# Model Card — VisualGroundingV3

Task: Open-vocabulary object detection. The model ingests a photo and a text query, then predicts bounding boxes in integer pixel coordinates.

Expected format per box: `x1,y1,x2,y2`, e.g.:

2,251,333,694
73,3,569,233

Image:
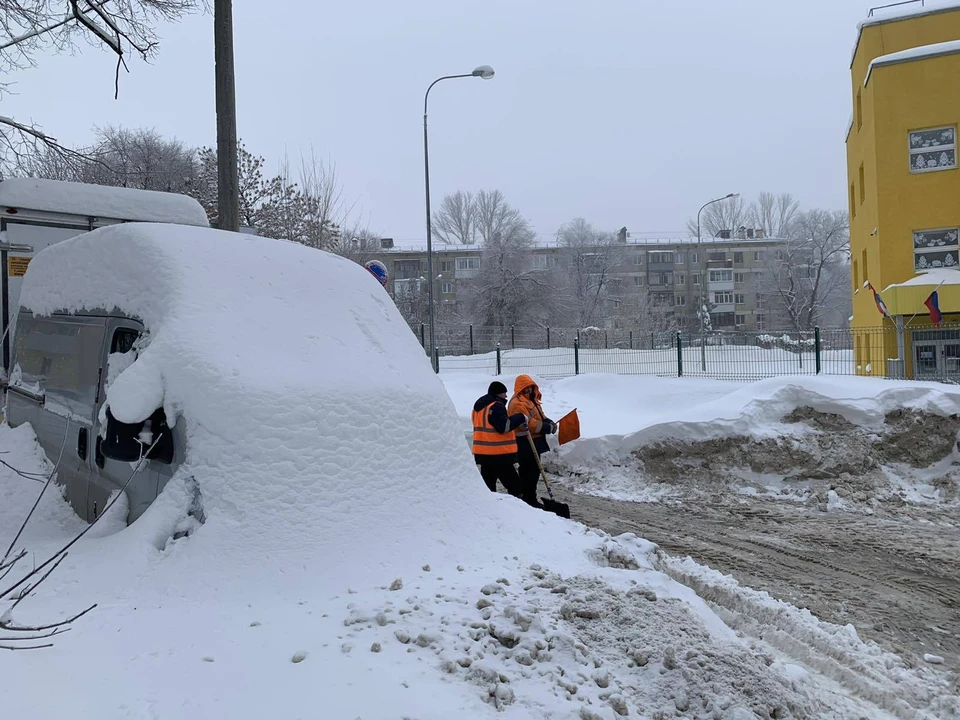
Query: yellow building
846,1,960,379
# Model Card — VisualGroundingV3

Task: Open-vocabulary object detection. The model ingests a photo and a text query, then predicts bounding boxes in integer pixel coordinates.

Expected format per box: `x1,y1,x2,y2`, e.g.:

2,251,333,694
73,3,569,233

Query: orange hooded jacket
508,374,550,449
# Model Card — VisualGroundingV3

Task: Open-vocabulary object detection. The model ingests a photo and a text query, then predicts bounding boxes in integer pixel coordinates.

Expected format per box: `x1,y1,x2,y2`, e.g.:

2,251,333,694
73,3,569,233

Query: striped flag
865,281,890,318
924,290,943,326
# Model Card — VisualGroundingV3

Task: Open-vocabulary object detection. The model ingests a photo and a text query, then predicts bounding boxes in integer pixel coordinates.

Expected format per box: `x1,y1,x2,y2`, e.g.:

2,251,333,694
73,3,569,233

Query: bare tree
554,218,626,328
21,125,197,192
329,225,384,266
758,209,851,330
0,0,202,173
686,194,749,238
748,192,798,238
432,190,477,245
458,190,548,328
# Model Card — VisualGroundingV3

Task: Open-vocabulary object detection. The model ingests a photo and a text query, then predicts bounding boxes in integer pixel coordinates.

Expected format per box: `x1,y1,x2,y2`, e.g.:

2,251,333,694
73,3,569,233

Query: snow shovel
525,433,571,519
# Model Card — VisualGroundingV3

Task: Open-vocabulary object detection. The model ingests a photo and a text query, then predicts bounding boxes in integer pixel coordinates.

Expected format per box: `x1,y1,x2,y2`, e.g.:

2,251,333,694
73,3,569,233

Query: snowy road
564,490,960,673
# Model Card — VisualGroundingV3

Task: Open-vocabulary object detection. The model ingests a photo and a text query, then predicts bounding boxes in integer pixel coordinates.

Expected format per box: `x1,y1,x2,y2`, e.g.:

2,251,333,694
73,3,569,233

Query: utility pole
214,0,239,232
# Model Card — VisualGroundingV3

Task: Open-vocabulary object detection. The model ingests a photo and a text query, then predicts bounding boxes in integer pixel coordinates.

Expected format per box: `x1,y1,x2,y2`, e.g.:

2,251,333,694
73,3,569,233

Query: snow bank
0,177,209,226
559,375,960,465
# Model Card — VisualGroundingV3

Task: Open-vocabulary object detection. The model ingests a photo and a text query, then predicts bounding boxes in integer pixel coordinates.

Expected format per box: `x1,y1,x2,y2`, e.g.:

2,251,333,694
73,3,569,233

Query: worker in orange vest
508,374,558,507
472,381,528,496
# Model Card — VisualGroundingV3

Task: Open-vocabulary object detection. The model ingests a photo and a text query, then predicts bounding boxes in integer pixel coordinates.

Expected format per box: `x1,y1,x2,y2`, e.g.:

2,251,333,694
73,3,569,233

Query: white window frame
441,282,454,294
676,272,686,286
690,252,699,265
753,251,761,262
734,272,745,284
708,269,733,283
456,257,479,271
633,275,644,287
713,291,733,305
633,254,643,265
675,294,687,307
734,293,745,305
674,252,685,265
756,313,766,330
908,125,957,175
913,226,960,272
692,273,701,286
735,314,746,328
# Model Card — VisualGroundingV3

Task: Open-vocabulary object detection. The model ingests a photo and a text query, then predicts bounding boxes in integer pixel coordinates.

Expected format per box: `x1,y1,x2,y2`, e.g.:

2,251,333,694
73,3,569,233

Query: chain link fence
410,323,960,383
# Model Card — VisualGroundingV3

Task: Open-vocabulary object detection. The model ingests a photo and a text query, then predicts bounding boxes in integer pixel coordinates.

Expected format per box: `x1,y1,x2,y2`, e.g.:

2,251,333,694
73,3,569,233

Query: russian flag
866,282,890,318
924,290,943,326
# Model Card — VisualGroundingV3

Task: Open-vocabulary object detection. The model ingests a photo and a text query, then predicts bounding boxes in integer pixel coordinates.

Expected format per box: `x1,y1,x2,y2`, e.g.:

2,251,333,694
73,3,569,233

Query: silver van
6,307,184,524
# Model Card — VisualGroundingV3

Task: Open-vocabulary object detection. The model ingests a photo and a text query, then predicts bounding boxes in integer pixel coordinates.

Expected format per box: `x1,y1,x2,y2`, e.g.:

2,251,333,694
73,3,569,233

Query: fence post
604,330,608,350
629,330,633,350
547,327,551,350
677,332,683,377
511,325,515,349
496,343,501,376
815,326,822,375
469,324,474,355
420,323,425,347
433,347,439,374
574,338,580,376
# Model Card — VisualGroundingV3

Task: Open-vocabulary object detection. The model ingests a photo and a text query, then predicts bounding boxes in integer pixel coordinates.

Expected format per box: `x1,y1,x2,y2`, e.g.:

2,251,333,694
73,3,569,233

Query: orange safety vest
472,401,518,456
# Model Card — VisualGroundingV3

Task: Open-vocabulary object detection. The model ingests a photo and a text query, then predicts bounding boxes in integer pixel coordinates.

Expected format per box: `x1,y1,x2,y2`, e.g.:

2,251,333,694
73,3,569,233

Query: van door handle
95,436,105,469
77,427,88,461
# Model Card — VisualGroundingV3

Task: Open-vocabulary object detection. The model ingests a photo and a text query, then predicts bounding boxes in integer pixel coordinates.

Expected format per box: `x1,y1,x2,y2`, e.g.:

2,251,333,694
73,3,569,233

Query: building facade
847,2,960,378
373,233,791,332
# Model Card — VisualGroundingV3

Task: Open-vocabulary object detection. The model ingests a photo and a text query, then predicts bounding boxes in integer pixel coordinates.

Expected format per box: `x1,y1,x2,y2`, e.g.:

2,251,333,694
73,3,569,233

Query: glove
545,419,557,434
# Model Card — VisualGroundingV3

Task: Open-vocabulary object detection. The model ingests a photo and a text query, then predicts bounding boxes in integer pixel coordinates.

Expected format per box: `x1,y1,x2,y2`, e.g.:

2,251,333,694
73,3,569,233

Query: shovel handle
524,432,556,500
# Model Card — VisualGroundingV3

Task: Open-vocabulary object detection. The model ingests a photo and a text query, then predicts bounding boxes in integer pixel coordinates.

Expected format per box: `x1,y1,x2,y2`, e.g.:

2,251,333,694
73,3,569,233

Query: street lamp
423,65,495,372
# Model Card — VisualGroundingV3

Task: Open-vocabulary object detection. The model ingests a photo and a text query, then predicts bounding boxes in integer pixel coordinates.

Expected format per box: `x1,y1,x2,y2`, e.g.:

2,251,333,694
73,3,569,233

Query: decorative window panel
909,126,957,174
914,227,959,271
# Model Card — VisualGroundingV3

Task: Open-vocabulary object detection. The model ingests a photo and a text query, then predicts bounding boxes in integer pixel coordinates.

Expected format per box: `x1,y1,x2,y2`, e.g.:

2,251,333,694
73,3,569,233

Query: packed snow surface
0,177,209,226
2,226,956,718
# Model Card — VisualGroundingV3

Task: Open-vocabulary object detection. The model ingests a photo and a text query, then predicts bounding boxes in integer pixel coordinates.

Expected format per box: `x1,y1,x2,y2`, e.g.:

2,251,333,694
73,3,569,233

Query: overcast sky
6,0,877,242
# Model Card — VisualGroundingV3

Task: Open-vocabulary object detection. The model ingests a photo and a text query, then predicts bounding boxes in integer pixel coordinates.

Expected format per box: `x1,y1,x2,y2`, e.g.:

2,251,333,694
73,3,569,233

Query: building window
648,251,673,264
634,254,643,265
708,269,733,283
692,273,701,286
690,252,699,265
850,184,856,220
733,251,744,264
675,252,685,265
909,126,957,174
756,313,765,331
861,248,868,284
676,272,686,286
713,291,733,305
735,314,746,328
856,89,862,131
393,260,421,279
441,282,453,294
754,251,761,262
675,295,686,307
859,163,865,204
798,265,814,279
734,272,745,284
533,254,560,269
914,227,959,271
708,251,726,262
633,275,644,287
440,260,454,273
714,312,735,327
775,249,784,261
456,257,479,271
734,293,745,305
652,271,673,285
755,292,764,309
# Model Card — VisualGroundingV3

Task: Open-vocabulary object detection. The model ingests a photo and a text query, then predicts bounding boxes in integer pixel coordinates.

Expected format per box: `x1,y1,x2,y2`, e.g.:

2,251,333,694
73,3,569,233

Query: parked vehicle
7,307,184,523
0,177,208,373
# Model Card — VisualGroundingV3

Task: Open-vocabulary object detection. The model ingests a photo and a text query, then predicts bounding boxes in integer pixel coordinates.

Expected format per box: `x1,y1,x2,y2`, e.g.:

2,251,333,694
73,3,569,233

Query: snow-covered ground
1,224,957,719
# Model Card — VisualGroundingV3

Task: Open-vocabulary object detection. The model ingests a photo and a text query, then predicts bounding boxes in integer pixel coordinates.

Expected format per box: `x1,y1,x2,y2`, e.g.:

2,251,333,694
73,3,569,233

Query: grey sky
7,0,871,242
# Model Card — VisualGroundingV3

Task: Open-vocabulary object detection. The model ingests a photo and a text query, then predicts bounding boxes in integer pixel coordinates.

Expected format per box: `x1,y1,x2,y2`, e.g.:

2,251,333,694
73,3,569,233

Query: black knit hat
488,381,508,396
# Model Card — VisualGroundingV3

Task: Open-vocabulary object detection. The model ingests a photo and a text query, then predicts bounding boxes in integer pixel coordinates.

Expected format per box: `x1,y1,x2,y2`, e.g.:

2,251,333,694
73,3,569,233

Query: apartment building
374,231,789,331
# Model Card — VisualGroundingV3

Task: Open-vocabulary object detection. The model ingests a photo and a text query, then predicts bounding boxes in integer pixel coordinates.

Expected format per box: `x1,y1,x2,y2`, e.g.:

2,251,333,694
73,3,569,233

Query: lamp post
696,192,738,371
423,65,495,372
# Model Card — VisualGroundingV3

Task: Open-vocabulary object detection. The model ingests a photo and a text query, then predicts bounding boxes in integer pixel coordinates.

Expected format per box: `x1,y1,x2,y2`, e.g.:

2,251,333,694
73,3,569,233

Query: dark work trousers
477,456,522,497
516,442,544,508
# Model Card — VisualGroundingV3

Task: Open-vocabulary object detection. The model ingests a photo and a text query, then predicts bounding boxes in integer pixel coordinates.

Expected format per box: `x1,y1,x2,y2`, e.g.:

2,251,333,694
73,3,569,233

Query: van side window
111,328,140,354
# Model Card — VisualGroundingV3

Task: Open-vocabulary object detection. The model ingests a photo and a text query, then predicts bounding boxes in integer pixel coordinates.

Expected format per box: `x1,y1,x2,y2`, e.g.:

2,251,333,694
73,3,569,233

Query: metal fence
411,323,960,383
